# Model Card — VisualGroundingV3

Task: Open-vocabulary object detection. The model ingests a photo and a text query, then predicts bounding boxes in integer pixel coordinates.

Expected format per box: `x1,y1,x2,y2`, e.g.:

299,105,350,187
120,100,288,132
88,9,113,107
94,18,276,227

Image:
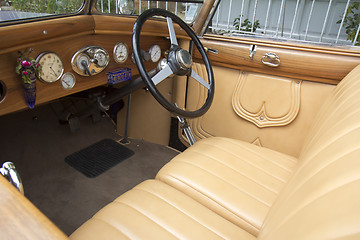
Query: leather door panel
180,63,335,157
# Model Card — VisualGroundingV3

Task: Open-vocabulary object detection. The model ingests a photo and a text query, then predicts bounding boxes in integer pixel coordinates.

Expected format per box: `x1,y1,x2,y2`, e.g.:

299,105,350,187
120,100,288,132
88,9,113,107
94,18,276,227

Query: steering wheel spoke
167,17,179,46
151,63,173,85
190,69,211,90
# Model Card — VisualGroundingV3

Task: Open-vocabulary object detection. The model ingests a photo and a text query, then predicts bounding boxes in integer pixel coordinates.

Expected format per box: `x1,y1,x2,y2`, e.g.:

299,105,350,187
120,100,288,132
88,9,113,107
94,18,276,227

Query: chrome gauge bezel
36,52,64,83
61,72,76,90
71,46,109,76
113,41,129,64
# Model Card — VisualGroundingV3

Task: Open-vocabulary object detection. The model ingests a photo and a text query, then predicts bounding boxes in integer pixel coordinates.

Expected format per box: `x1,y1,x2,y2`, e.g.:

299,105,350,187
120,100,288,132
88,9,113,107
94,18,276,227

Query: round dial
113,42,129,64
149,44,161,63
61,72,76,90
37,52,64,83
94,49,109,67
76,54,90,71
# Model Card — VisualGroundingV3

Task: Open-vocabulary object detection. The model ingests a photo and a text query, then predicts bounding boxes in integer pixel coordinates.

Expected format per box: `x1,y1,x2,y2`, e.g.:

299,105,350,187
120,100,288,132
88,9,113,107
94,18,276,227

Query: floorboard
0,101,178,235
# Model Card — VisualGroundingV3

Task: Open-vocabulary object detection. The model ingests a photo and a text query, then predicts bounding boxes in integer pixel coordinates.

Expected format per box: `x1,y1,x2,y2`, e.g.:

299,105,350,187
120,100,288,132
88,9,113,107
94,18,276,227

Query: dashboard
0,15,175,116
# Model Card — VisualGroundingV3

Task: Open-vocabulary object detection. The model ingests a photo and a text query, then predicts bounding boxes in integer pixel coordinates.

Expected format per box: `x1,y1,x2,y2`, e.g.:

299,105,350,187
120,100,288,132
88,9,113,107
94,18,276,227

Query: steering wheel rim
132,8,214,118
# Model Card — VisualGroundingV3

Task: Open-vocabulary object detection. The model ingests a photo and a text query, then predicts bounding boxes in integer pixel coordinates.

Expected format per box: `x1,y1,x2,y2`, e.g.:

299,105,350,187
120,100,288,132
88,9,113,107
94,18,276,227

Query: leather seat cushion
70,180,255,240
156,137,298,236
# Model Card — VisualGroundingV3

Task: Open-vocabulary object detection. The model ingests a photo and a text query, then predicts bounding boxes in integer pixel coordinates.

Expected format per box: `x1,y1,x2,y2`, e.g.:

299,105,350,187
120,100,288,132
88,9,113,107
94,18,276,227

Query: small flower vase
22,72,36,109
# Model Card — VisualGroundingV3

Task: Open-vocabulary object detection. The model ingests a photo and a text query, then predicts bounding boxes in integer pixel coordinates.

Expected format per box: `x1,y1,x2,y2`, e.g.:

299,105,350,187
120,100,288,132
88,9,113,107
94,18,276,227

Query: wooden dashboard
0,15,188,116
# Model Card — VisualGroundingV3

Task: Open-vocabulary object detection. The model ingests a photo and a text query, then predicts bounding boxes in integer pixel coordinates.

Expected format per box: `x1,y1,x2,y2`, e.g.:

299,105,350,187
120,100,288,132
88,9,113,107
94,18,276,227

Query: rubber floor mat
65,139,134,178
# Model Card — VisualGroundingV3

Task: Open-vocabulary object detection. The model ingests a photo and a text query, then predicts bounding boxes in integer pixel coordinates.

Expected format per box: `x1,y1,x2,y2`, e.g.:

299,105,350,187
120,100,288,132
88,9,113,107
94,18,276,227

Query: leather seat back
258,66,360,239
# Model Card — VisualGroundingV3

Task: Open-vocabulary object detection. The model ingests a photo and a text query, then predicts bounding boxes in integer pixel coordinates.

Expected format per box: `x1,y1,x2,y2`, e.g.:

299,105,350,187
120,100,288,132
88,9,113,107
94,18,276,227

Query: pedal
68,116,80,133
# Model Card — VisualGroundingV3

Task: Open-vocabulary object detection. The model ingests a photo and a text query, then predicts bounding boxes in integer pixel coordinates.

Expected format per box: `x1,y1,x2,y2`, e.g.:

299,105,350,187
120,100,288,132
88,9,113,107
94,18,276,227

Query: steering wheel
132,8,214,118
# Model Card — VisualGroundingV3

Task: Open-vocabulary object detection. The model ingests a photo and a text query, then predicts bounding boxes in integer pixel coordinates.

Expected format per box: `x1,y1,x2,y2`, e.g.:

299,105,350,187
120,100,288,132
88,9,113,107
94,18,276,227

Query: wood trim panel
0,177,68,239
195,38,360,84
0,16,94,55
205,34,360,57
0,33,169,116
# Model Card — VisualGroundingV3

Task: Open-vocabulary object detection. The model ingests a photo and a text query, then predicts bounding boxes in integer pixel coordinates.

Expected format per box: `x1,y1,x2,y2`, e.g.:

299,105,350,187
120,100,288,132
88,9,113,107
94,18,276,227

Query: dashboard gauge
61,72,76,90
72,46,109,76
76,54,90,71
94,49,109,67
36,52,64,83
113,42,129,64
149,44,161,63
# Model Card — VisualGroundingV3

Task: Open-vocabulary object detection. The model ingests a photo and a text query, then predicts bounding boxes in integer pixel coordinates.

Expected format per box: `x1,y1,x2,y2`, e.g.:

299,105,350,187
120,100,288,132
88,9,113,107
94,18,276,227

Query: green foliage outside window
337,1,360,45
8,0,83,14
233,15,260,33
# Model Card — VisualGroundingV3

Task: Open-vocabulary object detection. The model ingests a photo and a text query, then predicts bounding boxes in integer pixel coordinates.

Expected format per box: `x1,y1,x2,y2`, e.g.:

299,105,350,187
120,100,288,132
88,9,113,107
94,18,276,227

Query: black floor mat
65,139,134,178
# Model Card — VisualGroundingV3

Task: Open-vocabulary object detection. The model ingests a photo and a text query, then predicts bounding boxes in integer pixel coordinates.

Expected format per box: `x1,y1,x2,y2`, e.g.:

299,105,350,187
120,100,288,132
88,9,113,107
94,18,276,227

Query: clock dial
37,52,64,83
113,42,129,64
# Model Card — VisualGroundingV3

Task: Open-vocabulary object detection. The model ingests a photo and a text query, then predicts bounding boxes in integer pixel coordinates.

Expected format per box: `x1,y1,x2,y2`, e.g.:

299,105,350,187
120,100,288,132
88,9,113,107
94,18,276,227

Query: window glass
206,0,360,47
97,0,203,24
0,0,84,23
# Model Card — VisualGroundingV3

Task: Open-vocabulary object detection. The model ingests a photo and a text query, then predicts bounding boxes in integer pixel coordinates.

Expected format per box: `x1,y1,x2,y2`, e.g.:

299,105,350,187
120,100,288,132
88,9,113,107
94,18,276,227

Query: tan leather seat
70,180,255,240
71,65,360,239
157,65,360,239
156,137,297,236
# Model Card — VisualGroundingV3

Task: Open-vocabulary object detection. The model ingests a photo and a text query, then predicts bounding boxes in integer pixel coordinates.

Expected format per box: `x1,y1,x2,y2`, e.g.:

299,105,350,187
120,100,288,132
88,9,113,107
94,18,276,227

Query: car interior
0,0,360,239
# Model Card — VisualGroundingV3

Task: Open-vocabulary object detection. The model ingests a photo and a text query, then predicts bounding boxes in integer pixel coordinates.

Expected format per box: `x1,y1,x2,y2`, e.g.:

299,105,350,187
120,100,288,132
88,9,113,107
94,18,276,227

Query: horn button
176,49,192,69
167,47,193,76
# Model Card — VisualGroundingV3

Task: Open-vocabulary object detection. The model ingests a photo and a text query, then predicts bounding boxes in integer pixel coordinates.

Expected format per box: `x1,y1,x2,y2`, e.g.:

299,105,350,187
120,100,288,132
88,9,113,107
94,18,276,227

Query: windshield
0,0,84,23
97,0,203,24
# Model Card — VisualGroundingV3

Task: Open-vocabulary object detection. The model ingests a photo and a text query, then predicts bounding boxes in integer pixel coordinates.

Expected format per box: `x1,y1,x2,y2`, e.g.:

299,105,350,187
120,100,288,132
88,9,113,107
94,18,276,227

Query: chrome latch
249,45,257,59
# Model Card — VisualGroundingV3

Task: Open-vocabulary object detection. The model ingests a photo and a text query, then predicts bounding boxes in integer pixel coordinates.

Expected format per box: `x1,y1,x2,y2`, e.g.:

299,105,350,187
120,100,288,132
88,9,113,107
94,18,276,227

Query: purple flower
21,61,30,67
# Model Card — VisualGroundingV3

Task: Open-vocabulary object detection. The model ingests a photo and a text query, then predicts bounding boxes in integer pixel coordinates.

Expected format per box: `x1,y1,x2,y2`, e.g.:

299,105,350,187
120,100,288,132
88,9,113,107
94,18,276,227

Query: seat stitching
266,177,360,237
302,102,360,155
90,217,131,240
200,139,296,171
301,112,360,161
219,137,298,165
112,200,180,239
132,188,226,239
182,147,288,183
189,149,281,195
194,141,293,177
302,88,360,153
272,145,360,210
297,124,360,177
159,174,260,234
174,159,272,207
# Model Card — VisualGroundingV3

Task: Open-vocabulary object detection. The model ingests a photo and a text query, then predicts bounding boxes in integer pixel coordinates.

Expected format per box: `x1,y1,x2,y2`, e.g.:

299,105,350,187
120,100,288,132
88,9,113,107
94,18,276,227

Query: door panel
176,36,359,157
181,63,335,157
